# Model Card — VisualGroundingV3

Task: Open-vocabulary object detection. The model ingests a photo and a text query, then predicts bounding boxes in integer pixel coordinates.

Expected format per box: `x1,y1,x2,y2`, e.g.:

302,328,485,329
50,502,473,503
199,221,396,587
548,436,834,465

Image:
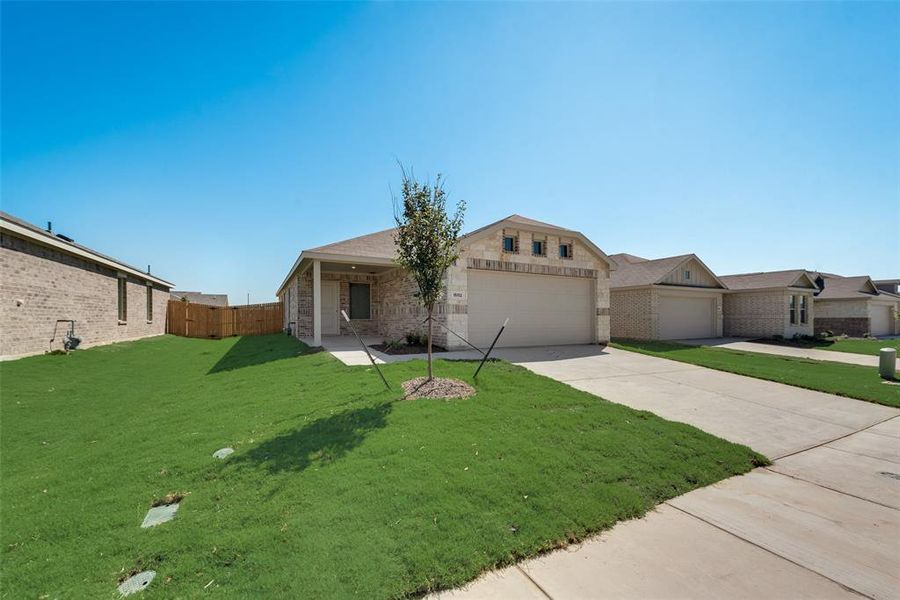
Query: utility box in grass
879,348,897,380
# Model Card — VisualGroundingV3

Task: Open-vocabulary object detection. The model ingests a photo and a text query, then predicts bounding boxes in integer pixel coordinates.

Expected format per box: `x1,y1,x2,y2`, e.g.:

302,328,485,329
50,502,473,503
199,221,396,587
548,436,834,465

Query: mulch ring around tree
402,377,476,400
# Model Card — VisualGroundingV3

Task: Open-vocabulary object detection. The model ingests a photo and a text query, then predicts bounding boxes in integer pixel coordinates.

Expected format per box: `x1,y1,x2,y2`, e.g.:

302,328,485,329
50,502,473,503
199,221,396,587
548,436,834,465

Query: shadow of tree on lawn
230,402,393,473
207,334,322,375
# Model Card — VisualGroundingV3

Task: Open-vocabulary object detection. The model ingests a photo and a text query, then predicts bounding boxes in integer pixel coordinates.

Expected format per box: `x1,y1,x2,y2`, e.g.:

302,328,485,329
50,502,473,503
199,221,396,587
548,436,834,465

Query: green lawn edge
611,339,900,408
0,334,766,598
751,337,900,357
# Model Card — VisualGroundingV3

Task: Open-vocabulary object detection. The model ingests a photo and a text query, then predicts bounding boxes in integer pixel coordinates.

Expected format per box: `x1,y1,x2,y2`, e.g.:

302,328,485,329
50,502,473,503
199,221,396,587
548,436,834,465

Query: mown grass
818,337,899,357
753,336,900,357
1,334,763,598
612,339,900,408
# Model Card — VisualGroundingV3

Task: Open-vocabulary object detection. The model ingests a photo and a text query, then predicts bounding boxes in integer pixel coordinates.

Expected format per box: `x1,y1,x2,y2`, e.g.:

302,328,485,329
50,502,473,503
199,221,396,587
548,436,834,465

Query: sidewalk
677,337,897,368
428,346,900,600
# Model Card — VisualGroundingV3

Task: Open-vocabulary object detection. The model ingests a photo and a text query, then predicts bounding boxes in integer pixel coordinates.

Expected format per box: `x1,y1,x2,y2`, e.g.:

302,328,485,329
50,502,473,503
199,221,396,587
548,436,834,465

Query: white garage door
870,305,893,336
467,271,593,348
658,294,716,340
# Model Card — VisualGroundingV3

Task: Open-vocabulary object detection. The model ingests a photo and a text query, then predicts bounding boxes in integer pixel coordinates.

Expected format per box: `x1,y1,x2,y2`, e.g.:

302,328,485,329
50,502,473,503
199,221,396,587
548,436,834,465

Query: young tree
393,169,466,380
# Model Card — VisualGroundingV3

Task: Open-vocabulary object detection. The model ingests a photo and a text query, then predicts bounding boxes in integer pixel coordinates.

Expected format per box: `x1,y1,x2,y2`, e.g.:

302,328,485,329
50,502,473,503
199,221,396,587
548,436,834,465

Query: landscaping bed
0,334,763,598
612,339,900,407
370,342,447,355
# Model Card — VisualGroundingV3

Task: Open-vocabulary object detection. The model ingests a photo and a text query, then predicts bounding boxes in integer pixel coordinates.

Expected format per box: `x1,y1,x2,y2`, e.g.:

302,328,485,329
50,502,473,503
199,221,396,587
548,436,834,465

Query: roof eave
0,218,174,288
275,250,396,296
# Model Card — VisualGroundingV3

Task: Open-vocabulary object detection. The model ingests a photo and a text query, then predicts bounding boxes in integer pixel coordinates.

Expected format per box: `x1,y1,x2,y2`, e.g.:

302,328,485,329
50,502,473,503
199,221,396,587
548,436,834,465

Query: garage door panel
468,271,593,348
658,294,716,340
870,306,892,337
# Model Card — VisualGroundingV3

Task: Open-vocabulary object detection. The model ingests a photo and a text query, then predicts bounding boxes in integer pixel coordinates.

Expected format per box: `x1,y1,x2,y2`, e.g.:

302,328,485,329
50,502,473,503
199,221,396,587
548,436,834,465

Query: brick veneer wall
455,227,611,347
723,290,814,338
813,299,872,337
292,270,381,338
0,232,169,359
610,288,655,339
288,224,612,350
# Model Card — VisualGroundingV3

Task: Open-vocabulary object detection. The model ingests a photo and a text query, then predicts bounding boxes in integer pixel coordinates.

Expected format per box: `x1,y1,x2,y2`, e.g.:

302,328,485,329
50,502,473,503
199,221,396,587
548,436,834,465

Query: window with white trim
789,295,797,325
684,270,692,281
799,295,808,324
532,238,546,257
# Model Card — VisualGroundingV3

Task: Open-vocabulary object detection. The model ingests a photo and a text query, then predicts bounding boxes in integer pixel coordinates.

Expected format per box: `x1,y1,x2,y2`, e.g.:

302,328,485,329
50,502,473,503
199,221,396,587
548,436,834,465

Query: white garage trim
467,270,594,348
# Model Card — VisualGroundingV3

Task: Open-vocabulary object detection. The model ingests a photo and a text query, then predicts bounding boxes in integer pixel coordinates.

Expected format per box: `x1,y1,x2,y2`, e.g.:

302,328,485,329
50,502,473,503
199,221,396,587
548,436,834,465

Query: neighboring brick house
718,270,817,339
0,212,174,360
170,291,229,306
609,253,725,340
276,215,614,349
812,274,899,337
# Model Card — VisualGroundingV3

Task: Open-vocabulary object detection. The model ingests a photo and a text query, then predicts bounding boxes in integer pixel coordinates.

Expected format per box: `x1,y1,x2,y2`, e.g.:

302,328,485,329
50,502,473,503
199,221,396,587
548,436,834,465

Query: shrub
405,331,425,346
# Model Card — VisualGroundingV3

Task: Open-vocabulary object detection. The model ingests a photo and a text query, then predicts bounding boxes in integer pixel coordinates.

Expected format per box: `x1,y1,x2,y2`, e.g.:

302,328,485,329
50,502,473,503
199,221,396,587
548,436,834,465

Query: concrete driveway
432,345,900,600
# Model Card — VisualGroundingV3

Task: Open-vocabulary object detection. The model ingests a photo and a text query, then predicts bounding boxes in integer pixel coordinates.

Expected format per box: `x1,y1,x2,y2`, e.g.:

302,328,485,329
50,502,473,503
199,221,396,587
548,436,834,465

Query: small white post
312,259,322,347
879,348,896,380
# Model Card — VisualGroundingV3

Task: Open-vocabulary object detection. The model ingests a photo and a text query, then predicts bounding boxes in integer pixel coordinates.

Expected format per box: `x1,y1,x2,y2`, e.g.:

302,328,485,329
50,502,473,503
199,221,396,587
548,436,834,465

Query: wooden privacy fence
166,301,283,339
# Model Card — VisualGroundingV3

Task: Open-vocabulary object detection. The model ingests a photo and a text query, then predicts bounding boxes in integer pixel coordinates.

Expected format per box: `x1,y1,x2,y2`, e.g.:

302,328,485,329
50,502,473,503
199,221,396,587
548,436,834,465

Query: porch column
313,259,322,346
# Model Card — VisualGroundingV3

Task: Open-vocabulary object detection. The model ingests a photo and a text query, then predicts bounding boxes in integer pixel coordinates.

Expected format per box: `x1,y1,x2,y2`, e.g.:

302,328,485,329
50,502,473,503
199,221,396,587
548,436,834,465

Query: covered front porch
285,254,438,348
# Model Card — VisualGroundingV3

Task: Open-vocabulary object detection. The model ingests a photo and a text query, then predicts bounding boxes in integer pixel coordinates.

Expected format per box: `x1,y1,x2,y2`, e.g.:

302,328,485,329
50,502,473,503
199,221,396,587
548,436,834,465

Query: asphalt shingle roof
609,253,694,288
718,269,813,291
815,275,880,300
306,228,399,259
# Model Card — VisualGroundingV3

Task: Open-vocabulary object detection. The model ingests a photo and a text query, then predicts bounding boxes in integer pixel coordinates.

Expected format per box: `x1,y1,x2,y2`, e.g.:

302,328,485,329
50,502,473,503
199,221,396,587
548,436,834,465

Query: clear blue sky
2,2,898,302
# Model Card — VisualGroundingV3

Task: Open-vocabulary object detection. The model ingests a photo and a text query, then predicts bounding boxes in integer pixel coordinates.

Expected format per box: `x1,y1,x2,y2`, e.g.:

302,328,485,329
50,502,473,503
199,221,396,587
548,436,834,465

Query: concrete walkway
677,337,898,369
427,345,900,600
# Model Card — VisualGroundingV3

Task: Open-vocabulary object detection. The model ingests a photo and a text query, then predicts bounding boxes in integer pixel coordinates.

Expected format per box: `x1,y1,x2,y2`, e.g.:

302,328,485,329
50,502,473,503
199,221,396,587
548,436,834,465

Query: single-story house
276,214,614,349
718,270,818,339
609,253,725,340
0,212,174,360
170,291,229,307
813,274,899,337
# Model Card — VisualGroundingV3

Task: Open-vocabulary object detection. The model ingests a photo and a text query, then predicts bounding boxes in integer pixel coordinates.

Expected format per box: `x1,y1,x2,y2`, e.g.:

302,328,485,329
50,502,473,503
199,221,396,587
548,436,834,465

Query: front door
321,280,340,335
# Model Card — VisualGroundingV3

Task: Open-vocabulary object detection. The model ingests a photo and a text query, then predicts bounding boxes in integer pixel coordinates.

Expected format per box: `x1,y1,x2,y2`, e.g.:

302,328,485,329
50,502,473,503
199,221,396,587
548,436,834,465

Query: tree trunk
427,305,434,381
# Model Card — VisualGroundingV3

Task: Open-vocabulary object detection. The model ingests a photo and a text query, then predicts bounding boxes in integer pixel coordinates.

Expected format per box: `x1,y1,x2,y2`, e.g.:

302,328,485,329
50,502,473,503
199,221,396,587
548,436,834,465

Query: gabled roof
815,275,882,300
612,253,649,265
306,227,398,260
719,269,816,291
609,253,725,289
0,211,174,288
460,214,614,266
276,214,613,295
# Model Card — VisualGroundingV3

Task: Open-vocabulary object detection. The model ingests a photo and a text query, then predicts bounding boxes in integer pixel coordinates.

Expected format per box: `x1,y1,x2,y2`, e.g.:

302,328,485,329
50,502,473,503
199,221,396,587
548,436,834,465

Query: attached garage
658,294,717,340
870,304,893,337
609,253,725,340
467,270,594,347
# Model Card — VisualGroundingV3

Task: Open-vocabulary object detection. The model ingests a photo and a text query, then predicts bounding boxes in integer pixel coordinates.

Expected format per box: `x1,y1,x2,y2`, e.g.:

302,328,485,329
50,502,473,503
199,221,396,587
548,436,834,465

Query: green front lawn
0,335,763,598
612,340,900,408
820,338,900,356
752,337,900,357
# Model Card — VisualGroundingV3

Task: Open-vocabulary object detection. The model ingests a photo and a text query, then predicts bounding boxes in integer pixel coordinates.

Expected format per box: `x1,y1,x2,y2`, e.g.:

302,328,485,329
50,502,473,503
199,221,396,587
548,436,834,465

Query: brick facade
814,298,899,336
610,288,655,339
723,290,815,338
1,231,170,359
610,287,723,340
280,222,612,350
